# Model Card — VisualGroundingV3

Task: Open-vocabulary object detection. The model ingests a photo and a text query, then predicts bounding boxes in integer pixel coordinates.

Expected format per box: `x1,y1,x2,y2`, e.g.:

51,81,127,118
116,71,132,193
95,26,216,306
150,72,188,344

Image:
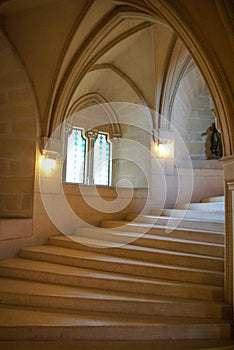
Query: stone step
150,209,225,221
72,226,224,258
48,236,224,272
1,339,234,350
175,202,224,211
201,196,224,203
20,245,224,286
0,200,231,345
0,306,231,341
126,214,224,232
0,258,224,301
0,277,229,319
101,220,224,244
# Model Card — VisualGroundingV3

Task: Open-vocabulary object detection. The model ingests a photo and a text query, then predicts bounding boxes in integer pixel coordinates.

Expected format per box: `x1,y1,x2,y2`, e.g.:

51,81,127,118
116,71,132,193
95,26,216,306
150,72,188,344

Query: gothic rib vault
0,0,233,348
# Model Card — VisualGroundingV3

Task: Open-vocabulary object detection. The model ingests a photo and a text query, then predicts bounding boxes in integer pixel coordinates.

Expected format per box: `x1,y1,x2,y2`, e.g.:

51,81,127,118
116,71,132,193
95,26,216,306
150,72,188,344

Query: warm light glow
40,155,56,173
152,140,174,158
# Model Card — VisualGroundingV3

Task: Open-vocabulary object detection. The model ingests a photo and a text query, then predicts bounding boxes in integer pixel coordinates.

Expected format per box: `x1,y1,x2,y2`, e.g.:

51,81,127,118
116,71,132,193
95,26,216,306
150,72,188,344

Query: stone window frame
64,126,112,186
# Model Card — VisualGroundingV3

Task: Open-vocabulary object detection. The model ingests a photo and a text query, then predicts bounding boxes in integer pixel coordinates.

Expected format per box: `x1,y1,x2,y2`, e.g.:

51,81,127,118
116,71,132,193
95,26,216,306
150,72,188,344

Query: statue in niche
201,121,223,159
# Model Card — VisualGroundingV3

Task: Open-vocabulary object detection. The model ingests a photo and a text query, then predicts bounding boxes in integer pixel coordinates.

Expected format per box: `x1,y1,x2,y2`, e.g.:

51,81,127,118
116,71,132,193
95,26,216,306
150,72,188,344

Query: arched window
65,128,86,184
65,128,112,186
94,132,111,186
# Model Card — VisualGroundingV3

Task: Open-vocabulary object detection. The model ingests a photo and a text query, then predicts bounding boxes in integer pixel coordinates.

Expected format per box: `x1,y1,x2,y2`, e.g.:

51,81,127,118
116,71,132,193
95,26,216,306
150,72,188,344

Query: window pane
65,128,86,183
93,133,111,186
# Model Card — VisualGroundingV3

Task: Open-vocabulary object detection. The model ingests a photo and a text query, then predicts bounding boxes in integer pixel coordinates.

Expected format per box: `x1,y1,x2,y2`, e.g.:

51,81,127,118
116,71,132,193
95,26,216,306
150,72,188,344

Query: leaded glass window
64,128,112,186
93,132,111,186
65,128,86,183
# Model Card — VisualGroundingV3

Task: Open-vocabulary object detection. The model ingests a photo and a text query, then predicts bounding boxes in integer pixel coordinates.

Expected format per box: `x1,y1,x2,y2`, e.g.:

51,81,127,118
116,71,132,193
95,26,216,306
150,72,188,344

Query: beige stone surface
0,211,231,343
0,0,233,340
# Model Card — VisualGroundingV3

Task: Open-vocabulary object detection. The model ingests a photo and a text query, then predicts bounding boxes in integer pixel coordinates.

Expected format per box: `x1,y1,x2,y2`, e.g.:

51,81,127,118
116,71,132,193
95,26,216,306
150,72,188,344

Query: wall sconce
40,150,57,172
152,130,174,158
39,137,59,172
153,140,174,158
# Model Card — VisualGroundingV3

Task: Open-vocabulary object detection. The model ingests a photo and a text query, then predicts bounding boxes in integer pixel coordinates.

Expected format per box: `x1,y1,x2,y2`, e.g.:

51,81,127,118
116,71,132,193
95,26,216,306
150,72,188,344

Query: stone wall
172,65,215,161
0,31,37,218
112,124,151,189
148,158,224,210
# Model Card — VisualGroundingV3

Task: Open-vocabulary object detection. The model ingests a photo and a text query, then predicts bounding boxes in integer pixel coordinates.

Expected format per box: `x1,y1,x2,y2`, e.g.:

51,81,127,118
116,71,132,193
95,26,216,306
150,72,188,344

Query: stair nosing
21,244,224,276
49,235,224,261
0,257,224,292
0,276,226,306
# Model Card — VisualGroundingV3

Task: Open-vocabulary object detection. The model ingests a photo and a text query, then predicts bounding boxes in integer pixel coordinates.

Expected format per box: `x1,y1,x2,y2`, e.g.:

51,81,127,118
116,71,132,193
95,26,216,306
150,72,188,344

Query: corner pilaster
220,156,234,332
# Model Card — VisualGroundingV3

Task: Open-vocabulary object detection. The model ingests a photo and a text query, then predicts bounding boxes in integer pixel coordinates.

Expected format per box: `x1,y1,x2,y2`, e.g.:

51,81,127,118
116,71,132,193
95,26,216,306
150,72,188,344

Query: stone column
220,156,234,333
85,129,99,185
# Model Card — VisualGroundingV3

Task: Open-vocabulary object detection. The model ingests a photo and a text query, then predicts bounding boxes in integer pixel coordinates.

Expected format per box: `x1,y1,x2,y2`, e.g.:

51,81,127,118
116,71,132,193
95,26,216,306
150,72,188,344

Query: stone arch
66,92,122,137
47,1,233,156
90,64,149,108
146,0,233,156
63,63,153,131
0,29,39,218
46,7,159,134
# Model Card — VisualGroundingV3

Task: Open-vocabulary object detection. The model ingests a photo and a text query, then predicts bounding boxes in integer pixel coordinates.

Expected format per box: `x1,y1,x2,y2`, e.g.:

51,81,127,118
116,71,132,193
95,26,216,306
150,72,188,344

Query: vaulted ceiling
0,0,233,154
0,0,195,132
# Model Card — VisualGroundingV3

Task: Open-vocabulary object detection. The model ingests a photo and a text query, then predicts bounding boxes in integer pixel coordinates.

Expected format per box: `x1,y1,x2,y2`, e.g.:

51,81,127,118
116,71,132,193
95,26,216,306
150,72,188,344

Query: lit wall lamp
39,137,60,172
152,130,174,158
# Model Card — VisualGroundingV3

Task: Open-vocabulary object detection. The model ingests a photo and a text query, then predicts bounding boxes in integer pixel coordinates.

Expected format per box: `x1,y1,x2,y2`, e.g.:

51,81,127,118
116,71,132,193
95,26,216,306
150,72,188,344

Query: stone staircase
129,196,225,227
0,196,233,349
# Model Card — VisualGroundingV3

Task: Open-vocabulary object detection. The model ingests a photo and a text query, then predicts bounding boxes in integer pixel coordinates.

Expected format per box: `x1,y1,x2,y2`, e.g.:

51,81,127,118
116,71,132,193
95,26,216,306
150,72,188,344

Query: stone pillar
85,129,99,185
220,156,234,333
